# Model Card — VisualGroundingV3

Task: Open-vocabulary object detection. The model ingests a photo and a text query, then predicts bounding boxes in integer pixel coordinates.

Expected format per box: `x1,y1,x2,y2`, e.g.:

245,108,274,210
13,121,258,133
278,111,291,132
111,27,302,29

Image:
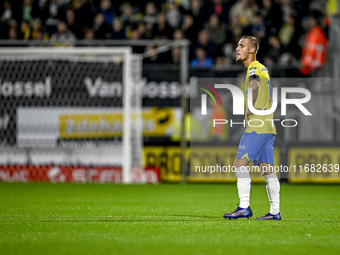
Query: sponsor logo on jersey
249,70,256,76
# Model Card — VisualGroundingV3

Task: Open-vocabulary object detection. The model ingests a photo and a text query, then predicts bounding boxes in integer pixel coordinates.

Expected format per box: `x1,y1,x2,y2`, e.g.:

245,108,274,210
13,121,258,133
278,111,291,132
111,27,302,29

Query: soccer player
223,36,281,220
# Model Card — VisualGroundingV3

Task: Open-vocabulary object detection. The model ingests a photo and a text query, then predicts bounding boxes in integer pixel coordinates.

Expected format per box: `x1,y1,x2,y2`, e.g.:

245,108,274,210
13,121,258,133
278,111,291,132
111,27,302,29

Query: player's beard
236,54,242,62
236,53,248,63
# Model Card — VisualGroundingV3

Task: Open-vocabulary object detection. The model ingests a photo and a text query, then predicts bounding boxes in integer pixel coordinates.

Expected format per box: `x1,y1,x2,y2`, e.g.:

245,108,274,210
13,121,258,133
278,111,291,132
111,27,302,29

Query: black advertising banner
0,59,196,146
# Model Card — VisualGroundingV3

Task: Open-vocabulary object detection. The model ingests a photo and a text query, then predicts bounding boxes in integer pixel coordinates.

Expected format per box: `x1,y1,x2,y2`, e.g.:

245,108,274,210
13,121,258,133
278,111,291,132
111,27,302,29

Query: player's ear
250,47,255,54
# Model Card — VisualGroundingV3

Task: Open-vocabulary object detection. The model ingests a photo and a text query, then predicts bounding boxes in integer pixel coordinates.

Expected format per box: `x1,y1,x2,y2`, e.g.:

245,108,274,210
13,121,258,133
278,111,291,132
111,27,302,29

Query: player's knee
234,158,249,168
234,160,241,168
261,163,275,175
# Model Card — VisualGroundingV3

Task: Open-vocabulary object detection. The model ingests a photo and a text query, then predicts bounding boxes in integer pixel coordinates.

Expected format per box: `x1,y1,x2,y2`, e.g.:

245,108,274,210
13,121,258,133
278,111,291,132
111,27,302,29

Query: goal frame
0,47,138,183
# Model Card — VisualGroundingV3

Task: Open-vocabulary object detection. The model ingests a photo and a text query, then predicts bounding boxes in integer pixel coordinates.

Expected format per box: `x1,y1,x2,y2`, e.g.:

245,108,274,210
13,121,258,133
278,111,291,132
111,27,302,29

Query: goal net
0,47,143,183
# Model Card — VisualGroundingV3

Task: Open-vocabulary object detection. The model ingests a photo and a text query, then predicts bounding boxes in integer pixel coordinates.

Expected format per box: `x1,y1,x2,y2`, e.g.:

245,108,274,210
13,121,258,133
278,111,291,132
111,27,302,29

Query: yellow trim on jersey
241,153,250,161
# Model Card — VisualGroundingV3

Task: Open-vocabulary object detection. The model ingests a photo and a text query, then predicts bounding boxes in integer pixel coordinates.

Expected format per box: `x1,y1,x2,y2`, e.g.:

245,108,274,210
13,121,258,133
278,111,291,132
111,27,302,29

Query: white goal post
0,47,142,183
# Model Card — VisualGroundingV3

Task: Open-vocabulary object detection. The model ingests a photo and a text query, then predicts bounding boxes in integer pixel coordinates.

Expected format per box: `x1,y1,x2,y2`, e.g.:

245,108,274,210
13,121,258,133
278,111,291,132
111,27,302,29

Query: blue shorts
237,131,275,166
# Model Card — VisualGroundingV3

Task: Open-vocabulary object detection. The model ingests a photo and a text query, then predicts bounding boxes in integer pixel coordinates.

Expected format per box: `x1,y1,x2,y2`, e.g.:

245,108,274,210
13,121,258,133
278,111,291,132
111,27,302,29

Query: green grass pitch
0,183,339,255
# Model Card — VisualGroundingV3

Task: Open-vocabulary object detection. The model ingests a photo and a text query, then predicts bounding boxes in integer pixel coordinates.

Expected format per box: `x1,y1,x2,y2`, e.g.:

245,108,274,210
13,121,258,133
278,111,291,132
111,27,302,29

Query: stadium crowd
0,0,331,72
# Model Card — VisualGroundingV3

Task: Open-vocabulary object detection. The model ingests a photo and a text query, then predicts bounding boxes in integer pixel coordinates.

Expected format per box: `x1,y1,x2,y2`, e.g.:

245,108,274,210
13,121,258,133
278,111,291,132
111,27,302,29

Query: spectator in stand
279,15,300,58
229,0,257,26
30,26,49,46
152,12,174,39
21,0,40,25
137,22,151,39
130,27,140,40
243,11,268,62
190,47,214,68
279,14,295,46
7,19,17,30
300,14,328,75
280,0,295,24
72,0,93,30
19,19,31,40
0,0,328,73
170,30,184,65
181,15,199,42
50,20,76,46
0,1,13,39
226,15,243,46
120,3,138,32
33,29,44,40
84,28,95,40
189,0,206,29
8,26,18,40
173,29,184,41
130,27,144,54
65,9,83,39
192,30,218,60
215,55,230,69
263,35,284,66
142,2,158,31
110,18,126,39
97,0,115,26
260,0,283,34
167,0,189,12
28,18,47,40
221,43,234,64
41,0,66,36
252,12,267,40
93,13,112,39
1,1,12,23
166,1,181,29
204,14,226,47
243,12,266,40
209,0,231,25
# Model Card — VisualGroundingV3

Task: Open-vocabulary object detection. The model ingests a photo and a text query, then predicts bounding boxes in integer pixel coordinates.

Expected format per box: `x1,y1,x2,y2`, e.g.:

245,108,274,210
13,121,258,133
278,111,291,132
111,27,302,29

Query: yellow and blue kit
237,61,276,166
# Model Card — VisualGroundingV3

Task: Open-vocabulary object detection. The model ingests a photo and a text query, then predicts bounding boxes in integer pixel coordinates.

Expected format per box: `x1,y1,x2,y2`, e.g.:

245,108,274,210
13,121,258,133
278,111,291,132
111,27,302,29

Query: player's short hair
241,35,259,54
